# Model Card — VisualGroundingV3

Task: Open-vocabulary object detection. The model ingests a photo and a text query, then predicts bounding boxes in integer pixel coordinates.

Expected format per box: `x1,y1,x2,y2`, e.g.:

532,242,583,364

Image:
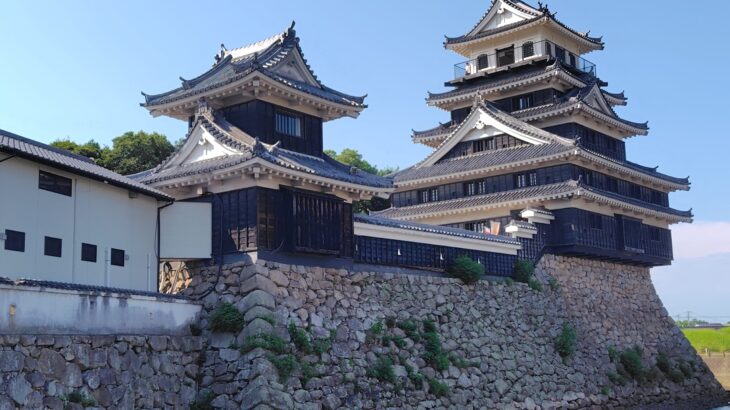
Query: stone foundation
182,255,726,409
0,334,203,409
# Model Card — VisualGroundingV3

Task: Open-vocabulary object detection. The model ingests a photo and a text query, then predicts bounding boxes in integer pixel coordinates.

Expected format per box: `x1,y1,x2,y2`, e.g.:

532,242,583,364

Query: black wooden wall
391,164,669,208
220,100,324,156
544,123,626,161
353,236,516,276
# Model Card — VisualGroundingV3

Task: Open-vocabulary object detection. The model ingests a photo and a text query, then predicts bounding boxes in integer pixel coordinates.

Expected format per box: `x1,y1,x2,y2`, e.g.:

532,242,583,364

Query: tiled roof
506,220,538,230
413,121,457,139
445,14,603,48
394,143,571,183
578,145,689,186
428,60,596,103
0,276,189,301
131,114,392,189
142,24,365,109
375,181,578,219
354,214,520,245
511,83,649,132
374,180,691,221
0,128,172,200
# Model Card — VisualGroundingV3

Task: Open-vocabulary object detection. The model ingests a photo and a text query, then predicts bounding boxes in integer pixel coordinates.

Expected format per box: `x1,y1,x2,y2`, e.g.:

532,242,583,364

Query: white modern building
0,128,210,292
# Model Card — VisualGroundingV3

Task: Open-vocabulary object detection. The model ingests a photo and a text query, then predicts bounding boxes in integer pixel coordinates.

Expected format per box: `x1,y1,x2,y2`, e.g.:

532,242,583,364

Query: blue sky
1,1,728,320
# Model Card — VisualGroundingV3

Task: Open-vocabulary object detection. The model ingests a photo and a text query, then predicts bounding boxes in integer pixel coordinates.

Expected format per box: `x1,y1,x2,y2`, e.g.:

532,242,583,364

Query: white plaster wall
0,156,160,291
0,284,200,335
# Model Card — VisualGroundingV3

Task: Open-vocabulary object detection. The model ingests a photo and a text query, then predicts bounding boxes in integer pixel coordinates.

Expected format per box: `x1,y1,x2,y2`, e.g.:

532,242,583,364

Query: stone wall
183,255,726,409
0,334,203,409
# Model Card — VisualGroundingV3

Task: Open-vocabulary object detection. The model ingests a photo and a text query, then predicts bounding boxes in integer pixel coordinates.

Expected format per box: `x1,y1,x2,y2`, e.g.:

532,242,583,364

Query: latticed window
529,172,537,186
516,174,528,188
477,54,490,70
522,41,534,58
429,188,439,202
275,111,302,137
420,190,429,203
497,46,515,67
465,182,476,196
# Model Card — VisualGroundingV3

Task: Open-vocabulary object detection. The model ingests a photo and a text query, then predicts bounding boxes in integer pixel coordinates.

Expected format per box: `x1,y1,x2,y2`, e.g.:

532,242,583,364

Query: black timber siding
221,100,324,156
201,186,353,259
438,134,527,162
544,123,626,161
390,164,668,208
353,236,516,276
545,208,673,265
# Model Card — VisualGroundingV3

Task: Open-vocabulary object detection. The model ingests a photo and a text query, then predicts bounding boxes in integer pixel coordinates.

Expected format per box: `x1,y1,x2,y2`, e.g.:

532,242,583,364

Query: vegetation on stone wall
208,302,245,333
554,323,577,359
513,259,535,283
446,255,484,284
606,346,695,387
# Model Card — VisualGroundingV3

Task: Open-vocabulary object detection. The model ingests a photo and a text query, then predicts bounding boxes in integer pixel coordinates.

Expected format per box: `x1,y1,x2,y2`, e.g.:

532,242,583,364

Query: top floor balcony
453,40,596,81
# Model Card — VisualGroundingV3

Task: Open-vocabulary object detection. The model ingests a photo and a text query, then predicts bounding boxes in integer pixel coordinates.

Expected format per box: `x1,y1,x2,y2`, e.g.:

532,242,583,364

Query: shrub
548,277,560,291
668,369,685,383
385,316,397,328
528,277,543,292
269,354,297,383
600,386,610,395
607,372,626,386
288,322,312,353
369,356,395,383
422,331,449,371
656,352,671,374
190,391,215,410
446,255,484,284
619,347,644,379
608,347,619,362
513,259,535,283
370,319,384,335
208,303,245,333
398,319,421,341
405,364,424,385
428,378,450,397
450,354,470,369
678,361,694,378
554,323,577,359
241,334,288,354
312,338,331,355
300,361,317,385
63,391,96,407
504,277,514,286
383,335,407,349
422,319,437,333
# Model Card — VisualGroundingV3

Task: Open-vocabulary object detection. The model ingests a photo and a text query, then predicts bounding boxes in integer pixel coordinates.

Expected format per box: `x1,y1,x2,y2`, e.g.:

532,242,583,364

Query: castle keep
378,0,690,268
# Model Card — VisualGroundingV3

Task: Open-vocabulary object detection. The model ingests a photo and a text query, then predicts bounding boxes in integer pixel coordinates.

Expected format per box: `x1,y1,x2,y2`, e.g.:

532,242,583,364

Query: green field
682,327,730,353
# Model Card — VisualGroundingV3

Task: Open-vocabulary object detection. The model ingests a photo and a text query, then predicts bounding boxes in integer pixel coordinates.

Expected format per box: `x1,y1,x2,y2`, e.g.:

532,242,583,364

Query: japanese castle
124,0,691,274
375,0,691,267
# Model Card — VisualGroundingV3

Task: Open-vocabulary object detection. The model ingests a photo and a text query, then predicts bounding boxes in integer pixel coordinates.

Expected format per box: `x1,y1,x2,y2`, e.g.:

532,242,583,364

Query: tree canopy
325,148,397,213
51,131,175,175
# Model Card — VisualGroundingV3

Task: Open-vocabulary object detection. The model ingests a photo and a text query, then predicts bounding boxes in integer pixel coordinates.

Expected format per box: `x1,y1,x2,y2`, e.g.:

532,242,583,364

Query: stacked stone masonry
0,335,203,409
181,255,726,409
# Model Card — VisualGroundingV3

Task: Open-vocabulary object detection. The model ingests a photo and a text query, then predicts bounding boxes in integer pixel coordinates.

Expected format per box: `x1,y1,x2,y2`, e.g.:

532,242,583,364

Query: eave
394,147,688,193
445,16,604,57
379,181,691,225
513,102,649,138
143,71,365,122
146,157,393,201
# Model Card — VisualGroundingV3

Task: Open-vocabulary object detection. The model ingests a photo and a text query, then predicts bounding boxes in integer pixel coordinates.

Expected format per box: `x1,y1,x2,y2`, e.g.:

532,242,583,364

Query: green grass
682,327,730,353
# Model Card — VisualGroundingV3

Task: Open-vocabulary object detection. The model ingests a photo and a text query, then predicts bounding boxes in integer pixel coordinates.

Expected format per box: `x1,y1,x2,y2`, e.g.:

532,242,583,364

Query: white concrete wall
0,156,160,291
0,283,200,335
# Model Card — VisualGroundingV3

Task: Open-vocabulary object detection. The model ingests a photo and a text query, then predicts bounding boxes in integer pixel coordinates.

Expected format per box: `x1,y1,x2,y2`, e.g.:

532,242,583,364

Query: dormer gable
417,101,572,168
467,0,541,37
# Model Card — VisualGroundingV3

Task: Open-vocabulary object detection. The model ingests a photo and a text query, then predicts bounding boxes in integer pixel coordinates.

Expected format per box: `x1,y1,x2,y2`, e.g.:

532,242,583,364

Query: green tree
50,139,105,160
325,148,398,213
99,131,175,175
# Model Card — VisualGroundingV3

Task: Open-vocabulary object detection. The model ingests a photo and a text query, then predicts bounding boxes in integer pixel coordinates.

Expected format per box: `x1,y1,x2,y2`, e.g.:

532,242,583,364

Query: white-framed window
275,111,302,137
529,172,538,186
430,188,439,202
516,174,527,188
465,182,476,196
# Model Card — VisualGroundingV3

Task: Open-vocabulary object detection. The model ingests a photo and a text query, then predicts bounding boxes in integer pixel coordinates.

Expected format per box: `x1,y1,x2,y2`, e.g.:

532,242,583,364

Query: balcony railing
453,40,596,80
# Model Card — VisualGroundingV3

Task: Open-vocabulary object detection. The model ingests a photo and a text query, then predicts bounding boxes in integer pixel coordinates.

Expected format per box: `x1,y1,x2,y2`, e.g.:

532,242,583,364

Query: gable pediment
417,106,553,168
580,84,614,116
470,0,537,36
269,48,321,89
161,123,243,171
